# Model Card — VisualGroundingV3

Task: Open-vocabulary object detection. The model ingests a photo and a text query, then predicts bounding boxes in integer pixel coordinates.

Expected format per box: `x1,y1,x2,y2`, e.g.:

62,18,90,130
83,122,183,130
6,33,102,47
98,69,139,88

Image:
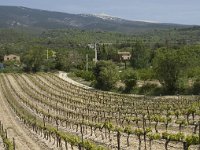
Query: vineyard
0,72,200,150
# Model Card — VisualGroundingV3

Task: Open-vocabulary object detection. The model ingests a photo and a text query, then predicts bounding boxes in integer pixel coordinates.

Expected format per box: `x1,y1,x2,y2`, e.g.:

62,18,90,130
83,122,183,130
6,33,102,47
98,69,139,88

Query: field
0,72,200,150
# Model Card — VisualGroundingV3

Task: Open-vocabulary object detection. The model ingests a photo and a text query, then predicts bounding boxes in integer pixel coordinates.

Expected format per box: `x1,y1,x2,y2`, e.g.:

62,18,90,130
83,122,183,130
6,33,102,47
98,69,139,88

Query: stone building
117,52,131,61
4,54,20,62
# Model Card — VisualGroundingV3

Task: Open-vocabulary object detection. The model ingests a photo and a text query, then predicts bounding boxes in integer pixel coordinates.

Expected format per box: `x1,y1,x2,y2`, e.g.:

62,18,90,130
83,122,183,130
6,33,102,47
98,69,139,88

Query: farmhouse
117,51,131,61
4,54,20,62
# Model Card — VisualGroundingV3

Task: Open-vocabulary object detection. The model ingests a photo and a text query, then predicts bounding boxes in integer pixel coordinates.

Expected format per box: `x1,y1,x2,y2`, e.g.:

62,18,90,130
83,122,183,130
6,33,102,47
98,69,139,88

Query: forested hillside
0,6,190,33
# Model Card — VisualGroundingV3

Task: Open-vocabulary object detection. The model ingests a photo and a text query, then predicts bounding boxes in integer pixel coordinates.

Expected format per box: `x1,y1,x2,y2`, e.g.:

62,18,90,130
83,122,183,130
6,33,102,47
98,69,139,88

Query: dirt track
0,85,45,150
58,71,93,89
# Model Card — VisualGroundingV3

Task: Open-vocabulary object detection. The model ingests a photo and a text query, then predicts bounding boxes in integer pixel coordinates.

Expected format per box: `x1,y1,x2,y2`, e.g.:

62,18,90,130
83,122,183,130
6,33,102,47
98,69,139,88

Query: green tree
55,52,71,71
121,69,137,93
153,48,189,94
137,68,155,83
23,47,45,72
93,60,119,90
130,41,150,69
98,44,107,60
192,78,200,95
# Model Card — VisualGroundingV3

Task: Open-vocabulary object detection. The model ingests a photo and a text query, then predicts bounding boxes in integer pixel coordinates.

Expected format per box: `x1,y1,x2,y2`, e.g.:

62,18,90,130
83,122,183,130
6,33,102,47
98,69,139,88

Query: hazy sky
0,0,200,25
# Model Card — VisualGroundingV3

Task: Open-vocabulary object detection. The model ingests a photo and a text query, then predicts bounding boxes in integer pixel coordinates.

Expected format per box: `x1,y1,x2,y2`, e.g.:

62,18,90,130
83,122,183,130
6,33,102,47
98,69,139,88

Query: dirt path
58,71,93,89
0,85,45,150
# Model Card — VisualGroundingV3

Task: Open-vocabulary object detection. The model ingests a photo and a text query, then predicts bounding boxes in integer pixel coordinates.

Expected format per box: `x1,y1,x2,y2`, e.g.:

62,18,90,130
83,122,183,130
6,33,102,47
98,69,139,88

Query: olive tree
93,60,119,91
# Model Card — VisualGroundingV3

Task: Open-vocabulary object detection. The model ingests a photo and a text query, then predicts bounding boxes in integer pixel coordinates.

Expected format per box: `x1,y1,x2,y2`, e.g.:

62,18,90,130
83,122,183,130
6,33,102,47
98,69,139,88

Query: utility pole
86,54,88,71
47,49,49,60
94,43,98,64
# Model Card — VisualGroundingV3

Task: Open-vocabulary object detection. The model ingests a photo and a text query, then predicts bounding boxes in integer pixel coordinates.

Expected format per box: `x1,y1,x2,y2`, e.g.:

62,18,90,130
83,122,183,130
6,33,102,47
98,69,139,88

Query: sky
0,0,200,25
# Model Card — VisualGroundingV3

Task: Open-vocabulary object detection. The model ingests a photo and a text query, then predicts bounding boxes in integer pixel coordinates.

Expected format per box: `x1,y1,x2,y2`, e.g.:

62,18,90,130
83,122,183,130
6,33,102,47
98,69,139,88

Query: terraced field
0,73,200,150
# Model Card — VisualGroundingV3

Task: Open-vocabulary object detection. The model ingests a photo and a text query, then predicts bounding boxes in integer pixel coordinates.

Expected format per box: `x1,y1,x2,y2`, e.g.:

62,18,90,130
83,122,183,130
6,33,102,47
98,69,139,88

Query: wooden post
117,131,121,150
1,124,3,132
80,124,83,144
199,121,200,149
43,115,45,127
0,121,2,132
13,138,15,150
5,129,7,139
81,114,84,144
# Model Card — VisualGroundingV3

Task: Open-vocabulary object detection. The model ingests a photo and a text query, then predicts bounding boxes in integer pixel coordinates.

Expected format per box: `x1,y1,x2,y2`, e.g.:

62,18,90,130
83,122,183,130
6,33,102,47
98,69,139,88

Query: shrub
74,70,83,77
82,71,95,81
139,83,158,95
121,69,137,93
192,78,200,95
74,70,95,81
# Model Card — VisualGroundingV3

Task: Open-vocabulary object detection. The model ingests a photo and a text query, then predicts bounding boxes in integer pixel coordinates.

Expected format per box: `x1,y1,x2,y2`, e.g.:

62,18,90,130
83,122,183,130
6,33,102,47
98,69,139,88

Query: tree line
1,28,200,95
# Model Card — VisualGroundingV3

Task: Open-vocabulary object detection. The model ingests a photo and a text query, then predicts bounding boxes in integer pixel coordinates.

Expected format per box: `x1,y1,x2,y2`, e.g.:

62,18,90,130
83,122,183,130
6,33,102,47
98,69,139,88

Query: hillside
0,6,191,33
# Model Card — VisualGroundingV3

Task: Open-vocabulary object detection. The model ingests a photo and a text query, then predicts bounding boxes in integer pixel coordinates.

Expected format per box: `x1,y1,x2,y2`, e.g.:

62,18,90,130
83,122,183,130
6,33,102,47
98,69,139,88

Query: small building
117,51,131,61
4,54,20,62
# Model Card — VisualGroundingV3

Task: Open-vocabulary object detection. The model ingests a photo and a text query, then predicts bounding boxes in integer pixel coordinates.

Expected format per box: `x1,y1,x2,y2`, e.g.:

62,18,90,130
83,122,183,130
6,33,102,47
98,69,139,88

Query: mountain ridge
0,6,194,33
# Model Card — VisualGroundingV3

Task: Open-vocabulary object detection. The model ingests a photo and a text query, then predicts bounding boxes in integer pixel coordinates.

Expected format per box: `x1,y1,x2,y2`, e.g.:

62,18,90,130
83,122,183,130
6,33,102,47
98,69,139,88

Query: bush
74,70,83,77
121,69,137,93
192,79,200,95
82,71,95,81
0,61,23,73
139,83,160,95
136,68,155,81
74,70,95,81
